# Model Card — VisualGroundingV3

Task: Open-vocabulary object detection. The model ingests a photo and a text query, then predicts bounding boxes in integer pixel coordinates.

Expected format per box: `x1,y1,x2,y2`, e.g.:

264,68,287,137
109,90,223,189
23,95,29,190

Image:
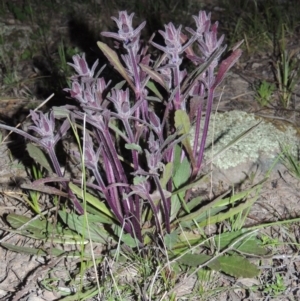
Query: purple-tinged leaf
180,32,196,59
181,46,225,99
101,11,146,44
212,48,242,89
139,64,169,91
68,53,98,78
0,123,43,146
21,182,69,198
97,41,135,91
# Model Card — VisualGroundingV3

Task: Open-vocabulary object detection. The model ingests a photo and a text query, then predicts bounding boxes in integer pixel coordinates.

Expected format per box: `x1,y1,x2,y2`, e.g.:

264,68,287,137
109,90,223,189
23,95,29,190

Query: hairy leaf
97,41,135,91
140,63,168,91
171,155,191,219
164,230,178,250
146,80,164,100
26,143,53,173
181,47,225,99
59,211,111,244
125,143,143,154
160,162,173,189
174,110,195,168
69,182,116,220
6,213,87,244
211,231,268,256
113,225,139,247
178,253,259,278
178,253,212,267
0,242,90,258
215,255,260,278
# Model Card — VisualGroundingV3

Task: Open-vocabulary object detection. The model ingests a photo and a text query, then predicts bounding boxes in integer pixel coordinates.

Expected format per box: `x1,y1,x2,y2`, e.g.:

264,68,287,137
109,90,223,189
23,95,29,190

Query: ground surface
1,0,300,300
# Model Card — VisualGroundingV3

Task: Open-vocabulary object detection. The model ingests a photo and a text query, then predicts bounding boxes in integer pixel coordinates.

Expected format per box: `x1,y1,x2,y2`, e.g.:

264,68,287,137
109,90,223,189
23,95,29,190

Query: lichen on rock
190,110,299,170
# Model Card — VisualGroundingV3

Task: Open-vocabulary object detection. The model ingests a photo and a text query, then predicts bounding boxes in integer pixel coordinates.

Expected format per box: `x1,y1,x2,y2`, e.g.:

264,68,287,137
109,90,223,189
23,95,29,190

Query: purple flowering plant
0,11,246,249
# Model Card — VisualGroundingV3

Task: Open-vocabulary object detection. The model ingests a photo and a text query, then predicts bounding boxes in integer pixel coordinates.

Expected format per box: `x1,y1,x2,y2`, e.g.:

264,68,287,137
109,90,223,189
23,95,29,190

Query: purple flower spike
68,54,99,78
160,23,182,52
28,110,56,147
66,81,85,103
108,88,134,119
101,11,146,44
202,22,224,57
65,77,110,114
186,11,211,38
152,23,183,65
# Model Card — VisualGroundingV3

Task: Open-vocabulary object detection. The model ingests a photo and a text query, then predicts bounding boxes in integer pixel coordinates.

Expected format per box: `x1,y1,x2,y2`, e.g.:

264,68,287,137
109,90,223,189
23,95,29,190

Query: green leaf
197,192,260,227
185,195,203,213
215,255,260,278
173,144,182,171
160,162,173,189
69,182,116,220
171,173,210,197
1,242,48,256
211,231,269,256
26,143,52,173
173,156,191,188
178,253,212,267
113,225,139,247
146,80,163,100
170,145,191,221
125,143,143,154
177,182,262,227
174,110,191,136
176,189,230,227
170,194,182,221
0,242,90,258
171,155,191,219
113,80,126,90
133,176,147,185
174,110,194,163
176,230,268,257
5,213,87,244
97,41,135,91
178,253,260,278
164,230,179,250
59,287,99,301
52,106,71,119
58,211,111,244
121,233,139,248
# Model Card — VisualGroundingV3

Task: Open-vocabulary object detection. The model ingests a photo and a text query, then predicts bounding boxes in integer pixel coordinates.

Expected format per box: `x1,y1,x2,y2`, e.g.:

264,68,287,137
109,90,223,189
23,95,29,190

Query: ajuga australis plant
1,9,241,239
0,10,268,280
